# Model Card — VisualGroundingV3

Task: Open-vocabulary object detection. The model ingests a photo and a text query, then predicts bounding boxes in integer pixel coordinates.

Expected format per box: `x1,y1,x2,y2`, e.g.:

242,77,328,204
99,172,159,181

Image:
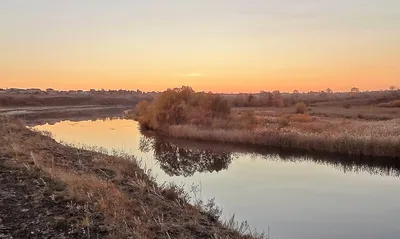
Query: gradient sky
1,0,399,92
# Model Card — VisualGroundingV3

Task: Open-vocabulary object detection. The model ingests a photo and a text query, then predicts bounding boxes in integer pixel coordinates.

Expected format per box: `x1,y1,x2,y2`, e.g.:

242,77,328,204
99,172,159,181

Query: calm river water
34,118,400,239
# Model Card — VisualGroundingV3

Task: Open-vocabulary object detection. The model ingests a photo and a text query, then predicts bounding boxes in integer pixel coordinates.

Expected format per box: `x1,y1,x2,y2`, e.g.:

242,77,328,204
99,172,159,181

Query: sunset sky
1,0,399,93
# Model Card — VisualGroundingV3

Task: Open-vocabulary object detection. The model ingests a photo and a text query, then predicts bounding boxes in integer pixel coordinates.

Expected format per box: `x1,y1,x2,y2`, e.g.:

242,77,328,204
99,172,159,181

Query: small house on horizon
26,88,43,94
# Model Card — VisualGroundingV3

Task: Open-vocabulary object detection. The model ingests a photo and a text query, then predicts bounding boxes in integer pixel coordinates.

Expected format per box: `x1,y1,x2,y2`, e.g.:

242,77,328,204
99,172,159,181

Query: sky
1,0,399,93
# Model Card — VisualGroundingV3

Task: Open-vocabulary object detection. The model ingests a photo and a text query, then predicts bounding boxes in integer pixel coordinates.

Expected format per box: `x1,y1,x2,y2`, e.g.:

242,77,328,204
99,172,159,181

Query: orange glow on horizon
1,1,399,93
1,63,399,93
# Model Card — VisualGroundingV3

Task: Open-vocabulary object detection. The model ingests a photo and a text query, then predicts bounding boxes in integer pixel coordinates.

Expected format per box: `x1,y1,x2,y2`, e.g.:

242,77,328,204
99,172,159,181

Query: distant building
8,88,24,94
26,88,42,94
46,88,56,94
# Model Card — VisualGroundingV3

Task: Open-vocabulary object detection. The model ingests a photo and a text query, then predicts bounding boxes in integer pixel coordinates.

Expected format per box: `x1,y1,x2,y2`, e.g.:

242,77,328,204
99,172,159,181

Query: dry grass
131,91,400,157
167,117,400,157
290,114,314,123
0,116,265,239
294,102,307,114
379,100,400,108
0,93,151,107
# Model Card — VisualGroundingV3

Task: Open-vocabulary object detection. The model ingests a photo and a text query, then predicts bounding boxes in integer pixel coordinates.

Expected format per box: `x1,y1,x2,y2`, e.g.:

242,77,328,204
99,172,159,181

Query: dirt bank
0,116,259,238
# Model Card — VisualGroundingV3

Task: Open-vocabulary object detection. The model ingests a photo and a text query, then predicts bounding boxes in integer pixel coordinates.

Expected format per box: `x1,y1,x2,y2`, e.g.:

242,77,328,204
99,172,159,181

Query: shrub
295,102,307,114
390,100,400,107
240,111,258,129
343,103,351,109
290,114,313,122
377,100,400,108
135,100,149,116
278,116,290,128
134,86,231,130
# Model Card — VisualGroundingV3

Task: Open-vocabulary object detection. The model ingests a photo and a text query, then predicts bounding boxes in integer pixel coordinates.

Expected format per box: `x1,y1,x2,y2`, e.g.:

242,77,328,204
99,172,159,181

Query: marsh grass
168,118,400,157
131,87,400,157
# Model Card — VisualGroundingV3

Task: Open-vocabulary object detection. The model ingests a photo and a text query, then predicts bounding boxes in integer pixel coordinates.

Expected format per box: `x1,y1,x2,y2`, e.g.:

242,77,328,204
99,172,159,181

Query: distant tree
350,87,360,98
351,87,360,93
326,88,333,94
272,90,283,107
293,90,299,94
247,94,254,104
319,91,328,98
390,86,397,91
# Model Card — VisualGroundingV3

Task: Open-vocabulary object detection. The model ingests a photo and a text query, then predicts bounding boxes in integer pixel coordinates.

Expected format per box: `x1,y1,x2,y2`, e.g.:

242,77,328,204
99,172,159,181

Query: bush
240,111,258,129
295,102,307,114
390,100,400,107
343,103,351,109
290,114,313,122
278,116,290,128
134,86,231,130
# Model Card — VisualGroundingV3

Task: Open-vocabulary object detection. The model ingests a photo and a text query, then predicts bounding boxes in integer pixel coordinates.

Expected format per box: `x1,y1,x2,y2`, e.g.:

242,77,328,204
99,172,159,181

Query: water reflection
140,134,400,178
139,136,233,177
257,151,400,178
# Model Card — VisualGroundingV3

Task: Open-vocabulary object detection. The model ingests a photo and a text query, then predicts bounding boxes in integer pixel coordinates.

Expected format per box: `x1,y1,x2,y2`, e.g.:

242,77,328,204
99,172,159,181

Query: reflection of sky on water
34,118,400,239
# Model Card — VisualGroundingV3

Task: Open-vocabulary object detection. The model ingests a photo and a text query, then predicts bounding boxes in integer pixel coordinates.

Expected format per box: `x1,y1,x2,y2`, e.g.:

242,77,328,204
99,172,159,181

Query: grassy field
233,105,400,120
0,93,152,107
132,86,400,158
0,116,265,238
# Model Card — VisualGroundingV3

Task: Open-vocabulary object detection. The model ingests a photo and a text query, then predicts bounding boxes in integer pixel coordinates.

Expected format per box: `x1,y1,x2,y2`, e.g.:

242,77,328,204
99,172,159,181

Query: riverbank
0,105,129,122
131,86,400,158
134,109,400,158
0,116,261,238
166,118,400,158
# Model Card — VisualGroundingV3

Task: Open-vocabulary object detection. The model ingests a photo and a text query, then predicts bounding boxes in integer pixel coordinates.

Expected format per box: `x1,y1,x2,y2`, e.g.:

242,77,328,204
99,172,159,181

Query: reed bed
168,119,400,157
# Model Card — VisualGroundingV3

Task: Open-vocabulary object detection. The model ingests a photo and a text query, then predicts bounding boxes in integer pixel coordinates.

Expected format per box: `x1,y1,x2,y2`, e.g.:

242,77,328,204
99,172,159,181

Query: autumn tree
136,86,231,129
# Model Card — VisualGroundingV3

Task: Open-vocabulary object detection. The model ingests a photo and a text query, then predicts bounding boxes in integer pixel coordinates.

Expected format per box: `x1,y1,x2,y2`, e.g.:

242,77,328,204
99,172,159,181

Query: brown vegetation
0,93,152,107
132,86,400,158
294,102,307,114
168,118,400,157
0,116,264,238
224,88,400,108
378,100,400,108
135,86,230,130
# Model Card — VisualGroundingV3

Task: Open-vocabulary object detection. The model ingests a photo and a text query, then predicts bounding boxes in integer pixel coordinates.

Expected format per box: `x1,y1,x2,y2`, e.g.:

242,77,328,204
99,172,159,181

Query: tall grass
131,86,400,157
168,119,400,157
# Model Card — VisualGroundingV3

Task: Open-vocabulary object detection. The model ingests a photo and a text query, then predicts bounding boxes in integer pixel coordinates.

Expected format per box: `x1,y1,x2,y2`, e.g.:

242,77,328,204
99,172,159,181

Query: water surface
34,118,400,239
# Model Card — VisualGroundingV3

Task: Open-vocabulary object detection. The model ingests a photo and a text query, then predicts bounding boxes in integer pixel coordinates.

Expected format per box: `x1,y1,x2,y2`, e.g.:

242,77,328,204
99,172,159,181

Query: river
33,118,400,239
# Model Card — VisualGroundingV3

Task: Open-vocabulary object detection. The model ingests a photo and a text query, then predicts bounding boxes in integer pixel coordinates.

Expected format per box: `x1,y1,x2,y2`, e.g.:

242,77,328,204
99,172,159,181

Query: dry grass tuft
278,116,290,128
294,102,307,114
379,100,400,108
290,114,314,123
